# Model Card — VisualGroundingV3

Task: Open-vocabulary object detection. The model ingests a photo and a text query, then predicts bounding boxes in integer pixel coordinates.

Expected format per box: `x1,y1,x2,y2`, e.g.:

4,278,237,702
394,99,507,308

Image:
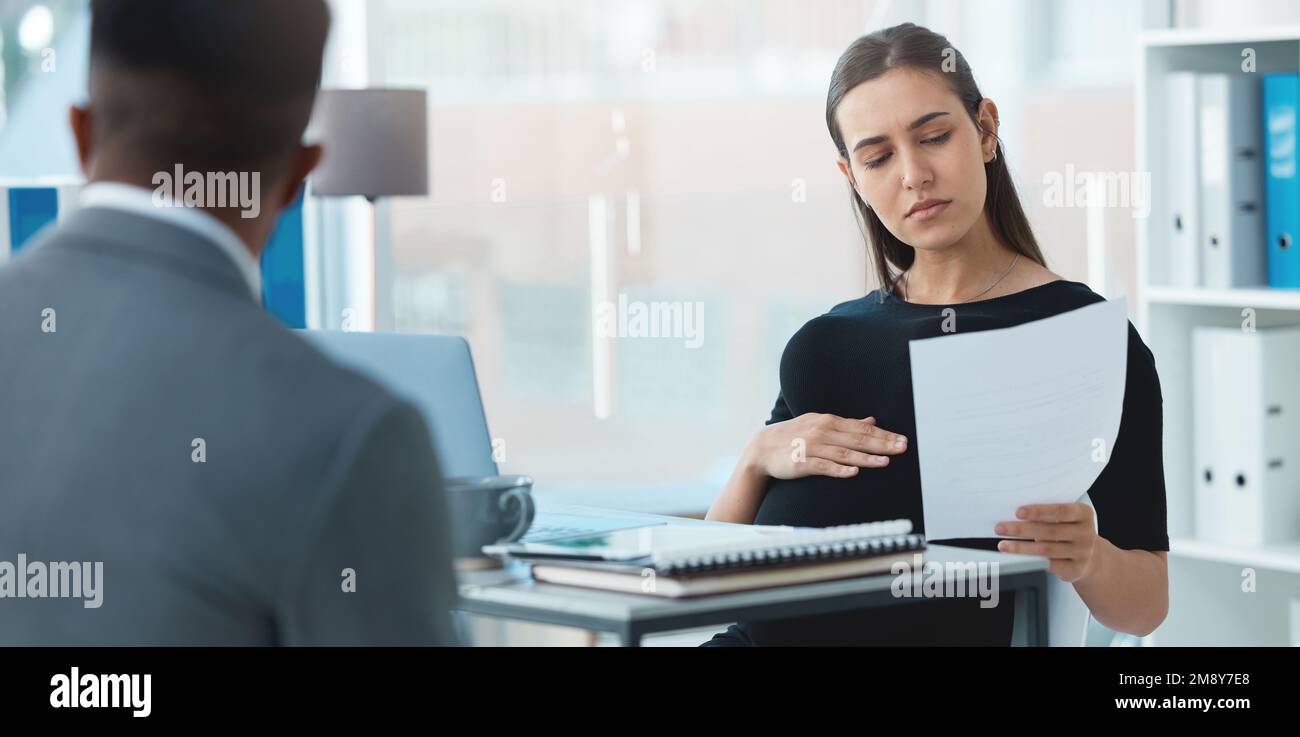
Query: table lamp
309,88,430,330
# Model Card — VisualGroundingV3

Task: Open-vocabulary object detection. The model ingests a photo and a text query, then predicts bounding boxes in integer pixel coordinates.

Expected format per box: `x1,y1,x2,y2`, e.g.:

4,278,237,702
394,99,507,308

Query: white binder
1163,72,1202,288
1192,326,1300,546
1198,74,1268,288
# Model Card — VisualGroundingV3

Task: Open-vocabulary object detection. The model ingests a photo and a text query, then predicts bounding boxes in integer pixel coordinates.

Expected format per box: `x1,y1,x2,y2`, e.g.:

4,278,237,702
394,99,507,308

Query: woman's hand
742,412,908,481
994,503,1100,583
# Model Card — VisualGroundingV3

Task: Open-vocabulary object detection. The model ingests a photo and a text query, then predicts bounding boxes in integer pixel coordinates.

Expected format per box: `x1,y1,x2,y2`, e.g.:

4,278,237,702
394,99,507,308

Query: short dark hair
88,0,330,177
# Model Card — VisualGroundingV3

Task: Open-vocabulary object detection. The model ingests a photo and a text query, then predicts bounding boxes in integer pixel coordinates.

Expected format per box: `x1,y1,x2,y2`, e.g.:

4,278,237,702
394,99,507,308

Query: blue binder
1264,73,1300,289
6,187,60,254
260,189,307,328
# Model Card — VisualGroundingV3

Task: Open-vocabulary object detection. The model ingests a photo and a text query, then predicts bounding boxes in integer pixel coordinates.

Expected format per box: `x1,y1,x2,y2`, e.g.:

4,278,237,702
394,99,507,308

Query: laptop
298,330,660,542
301,331,497,478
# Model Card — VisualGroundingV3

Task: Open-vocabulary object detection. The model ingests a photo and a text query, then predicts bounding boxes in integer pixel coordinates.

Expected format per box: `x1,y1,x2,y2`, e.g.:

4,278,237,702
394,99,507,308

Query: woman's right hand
743,413,908,481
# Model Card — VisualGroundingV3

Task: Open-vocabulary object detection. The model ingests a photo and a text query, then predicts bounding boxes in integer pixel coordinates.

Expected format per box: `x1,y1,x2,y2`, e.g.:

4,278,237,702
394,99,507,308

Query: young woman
704,23,1169,646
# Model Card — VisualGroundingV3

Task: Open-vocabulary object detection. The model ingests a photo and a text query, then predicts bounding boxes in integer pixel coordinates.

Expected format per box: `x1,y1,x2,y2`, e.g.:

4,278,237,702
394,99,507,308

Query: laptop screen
298,331,498,479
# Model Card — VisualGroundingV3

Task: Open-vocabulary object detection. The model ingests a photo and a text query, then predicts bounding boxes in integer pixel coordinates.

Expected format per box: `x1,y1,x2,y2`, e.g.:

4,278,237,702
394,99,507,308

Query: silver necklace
900,253,1020,304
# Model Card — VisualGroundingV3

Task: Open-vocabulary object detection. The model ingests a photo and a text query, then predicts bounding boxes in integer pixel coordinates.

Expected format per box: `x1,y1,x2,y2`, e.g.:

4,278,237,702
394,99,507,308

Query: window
370,0,905,504
0,1,87,178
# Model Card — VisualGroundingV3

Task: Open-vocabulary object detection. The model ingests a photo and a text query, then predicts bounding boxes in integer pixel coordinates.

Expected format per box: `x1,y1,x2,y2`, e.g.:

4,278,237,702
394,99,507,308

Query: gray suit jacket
0,206,458,645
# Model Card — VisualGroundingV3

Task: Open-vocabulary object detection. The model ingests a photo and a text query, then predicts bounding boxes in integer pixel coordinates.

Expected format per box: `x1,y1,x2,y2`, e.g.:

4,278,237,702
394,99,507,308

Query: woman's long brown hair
826,22,1047,296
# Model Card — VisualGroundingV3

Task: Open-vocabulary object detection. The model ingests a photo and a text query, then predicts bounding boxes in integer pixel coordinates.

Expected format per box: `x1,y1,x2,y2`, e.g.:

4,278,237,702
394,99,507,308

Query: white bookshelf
1136,28,1300,645
1169,538,1300,575
1146,285,1300,310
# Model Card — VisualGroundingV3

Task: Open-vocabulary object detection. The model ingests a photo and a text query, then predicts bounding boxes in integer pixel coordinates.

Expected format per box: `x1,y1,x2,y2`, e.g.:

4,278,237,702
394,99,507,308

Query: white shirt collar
77,182,262,301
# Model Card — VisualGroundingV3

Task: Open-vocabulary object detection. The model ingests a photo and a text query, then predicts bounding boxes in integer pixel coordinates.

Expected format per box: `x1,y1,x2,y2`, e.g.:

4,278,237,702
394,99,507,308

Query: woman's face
834,67,999,253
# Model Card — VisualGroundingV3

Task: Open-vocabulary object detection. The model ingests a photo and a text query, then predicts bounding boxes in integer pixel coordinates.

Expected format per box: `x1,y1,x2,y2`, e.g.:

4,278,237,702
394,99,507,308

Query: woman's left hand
994,503,1100,583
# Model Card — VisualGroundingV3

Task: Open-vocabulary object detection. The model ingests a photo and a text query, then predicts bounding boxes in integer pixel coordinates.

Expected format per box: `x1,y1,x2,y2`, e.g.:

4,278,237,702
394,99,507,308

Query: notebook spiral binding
651,520,925,576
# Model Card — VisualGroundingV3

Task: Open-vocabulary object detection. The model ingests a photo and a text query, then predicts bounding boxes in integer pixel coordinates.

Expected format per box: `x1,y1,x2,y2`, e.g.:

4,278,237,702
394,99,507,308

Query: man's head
71,0,330,251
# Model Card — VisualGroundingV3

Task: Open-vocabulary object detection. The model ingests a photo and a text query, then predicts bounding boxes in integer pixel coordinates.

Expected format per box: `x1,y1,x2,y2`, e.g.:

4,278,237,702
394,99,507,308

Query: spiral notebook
488,519,926,598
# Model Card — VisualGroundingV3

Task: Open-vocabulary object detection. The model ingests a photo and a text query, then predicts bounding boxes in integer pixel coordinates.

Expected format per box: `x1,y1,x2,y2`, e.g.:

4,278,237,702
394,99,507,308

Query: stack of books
484,519,925,598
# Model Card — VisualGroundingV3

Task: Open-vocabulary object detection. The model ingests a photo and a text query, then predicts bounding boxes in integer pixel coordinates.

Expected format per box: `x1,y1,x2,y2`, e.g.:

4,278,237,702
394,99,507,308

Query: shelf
1169,537,1300,574
1140,26,1300,47
1136,27,1300,645
1145,286,1300,310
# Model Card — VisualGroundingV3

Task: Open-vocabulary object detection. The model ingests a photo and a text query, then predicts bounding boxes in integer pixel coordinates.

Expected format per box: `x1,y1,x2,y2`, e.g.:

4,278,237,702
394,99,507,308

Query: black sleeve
1087,323,1170,552
699,623,756,647
766,391,794,426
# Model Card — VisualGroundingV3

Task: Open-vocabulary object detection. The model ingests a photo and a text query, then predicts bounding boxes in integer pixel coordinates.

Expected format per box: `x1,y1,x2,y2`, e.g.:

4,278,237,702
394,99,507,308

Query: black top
703,280,1169,646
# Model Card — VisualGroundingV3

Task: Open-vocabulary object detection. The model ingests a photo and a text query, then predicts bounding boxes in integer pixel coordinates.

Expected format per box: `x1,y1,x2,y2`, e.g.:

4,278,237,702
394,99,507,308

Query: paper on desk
908,297,1128,542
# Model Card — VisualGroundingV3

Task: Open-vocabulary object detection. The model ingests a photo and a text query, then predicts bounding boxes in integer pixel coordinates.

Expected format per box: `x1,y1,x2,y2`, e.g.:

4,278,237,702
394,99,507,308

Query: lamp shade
309,88,429,199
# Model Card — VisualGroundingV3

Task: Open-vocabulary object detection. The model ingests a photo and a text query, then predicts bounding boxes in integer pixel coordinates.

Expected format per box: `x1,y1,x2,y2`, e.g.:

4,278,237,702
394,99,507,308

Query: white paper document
908,298,1128,542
